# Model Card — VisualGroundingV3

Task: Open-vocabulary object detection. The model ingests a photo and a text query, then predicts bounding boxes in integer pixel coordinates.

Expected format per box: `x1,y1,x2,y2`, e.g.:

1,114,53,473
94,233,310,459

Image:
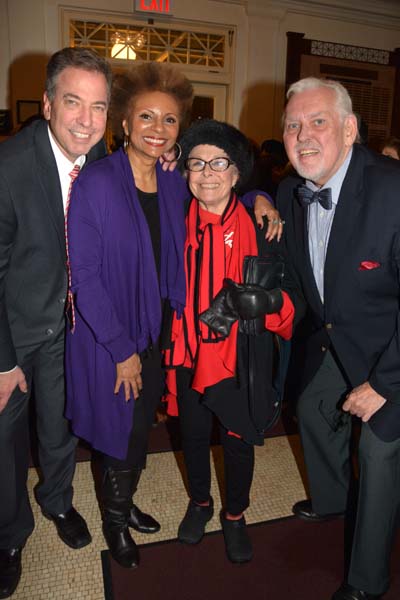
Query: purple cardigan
65,149,187,459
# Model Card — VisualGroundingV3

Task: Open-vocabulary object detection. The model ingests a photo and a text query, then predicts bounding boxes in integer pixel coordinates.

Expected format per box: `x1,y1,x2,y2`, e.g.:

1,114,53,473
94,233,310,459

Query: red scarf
164,194,258,413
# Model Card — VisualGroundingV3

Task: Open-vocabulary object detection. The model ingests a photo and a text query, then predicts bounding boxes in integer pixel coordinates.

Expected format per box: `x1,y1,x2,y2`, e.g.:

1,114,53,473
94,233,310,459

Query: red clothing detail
265,291,294,340
164,196,295,418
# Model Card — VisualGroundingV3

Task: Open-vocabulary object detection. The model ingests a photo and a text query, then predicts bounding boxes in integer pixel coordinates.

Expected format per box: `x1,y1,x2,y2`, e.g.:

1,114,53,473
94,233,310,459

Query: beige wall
1,0,400,142
243,0,400,141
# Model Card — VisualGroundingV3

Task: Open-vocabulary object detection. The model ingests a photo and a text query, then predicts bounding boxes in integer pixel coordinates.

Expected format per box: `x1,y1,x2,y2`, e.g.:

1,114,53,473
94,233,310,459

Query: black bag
240,253,285,433
243,254,284,288
240,254,284,335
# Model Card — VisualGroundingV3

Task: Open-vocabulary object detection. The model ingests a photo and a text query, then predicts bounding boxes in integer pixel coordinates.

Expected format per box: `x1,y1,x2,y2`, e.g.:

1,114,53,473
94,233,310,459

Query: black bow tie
296,184,333,210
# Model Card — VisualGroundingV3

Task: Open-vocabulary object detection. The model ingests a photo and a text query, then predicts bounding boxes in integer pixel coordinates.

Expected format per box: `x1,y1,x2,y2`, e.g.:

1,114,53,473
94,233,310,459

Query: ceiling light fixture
111,32,145,60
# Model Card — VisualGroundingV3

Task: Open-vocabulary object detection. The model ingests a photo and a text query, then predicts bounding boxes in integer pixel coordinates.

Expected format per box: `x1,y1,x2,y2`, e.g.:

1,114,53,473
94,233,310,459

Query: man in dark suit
0,47,111,598
277,77,400,600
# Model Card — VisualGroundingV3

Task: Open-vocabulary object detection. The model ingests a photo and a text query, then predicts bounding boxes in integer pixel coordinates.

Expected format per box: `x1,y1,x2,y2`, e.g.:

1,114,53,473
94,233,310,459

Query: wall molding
246,0,400,31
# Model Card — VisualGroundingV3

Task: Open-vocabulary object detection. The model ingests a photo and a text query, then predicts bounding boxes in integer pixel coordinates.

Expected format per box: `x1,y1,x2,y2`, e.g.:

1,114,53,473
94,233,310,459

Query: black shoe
0,549,22,599
178,498,214,544
128,505,160,534
42,506,92,549
221,515,253,563
332,582,382,600
292,499,344,522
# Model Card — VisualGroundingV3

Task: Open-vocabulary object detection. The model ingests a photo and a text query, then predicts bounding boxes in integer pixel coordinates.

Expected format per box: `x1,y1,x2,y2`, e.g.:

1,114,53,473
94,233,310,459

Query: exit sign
134,0,173,14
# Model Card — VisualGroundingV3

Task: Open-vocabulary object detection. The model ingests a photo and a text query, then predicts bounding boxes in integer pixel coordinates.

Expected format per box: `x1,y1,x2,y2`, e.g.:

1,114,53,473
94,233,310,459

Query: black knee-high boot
102,468,139,568
127,468,161,534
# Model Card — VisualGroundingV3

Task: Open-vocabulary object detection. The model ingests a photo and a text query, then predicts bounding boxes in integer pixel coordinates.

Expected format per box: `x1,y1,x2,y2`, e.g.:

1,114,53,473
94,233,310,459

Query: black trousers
0,325,77,549
297,350,400,595
103,346,164,471
176,369,255,516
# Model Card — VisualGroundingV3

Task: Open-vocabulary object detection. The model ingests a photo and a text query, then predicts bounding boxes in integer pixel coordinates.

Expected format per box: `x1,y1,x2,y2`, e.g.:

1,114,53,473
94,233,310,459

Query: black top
137,188,167,352
137,188,161,279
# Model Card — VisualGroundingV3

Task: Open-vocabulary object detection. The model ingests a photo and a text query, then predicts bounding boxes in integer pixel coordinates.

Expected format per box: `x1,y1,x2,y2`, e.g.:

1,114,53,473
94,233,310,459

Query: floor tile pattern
13,434,306,600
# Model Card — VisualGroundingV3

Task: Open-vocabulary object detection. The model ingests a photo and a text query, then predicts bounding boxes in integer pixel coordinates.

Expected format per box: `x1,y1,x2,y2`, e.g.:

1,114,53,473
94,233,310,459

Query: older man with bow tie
277,77,400,600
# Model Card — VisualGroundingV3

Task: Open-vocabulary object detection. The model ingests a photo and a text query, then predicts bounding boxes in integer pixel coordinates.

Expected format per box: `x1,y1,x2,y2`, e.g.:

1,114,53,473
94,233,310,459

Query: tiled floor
14,434,307,600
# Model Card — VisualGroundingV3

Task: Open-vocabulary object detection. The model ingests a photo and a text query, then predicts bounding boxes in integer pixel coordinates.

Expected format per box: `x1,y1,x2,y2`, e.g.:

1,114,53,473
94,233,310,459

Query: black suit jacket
277,143,400,441
0,118,106,371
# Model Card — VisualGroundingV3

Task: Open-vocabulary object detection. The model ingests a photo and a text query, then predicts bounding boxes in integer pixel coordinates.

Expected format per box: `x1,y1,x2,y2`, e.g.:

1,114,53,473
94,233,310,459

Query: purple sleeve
240,189,274,208
68,175,137,363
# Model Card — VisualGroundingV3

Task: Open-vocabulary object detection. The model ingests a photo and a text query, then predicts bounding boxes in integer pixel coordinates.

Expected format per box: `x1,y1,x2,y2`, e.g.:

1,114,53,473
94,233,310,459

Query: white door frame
188,82,228,121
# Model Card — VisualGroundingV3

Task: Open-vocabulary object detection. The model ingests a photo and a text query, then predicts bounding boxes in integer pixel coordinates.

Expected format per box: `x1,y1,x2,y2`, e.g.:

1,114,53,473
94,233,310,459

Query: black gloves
199,278,283,338
198,285,239,337
228,280,283,318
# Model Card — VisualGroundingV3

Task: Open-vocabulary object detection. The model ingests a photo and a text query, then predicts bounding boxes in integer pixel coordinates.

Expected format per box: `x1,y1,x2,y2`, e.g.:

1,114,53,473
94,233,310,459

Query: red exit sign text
135,0,172,13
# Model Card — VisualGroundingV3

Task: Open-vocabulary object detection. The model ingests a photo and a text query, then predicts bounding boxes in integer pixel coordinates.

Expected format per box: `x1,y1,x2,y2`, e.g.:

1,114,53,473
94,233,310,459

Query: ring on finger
272,218,279,224
279,219,286,225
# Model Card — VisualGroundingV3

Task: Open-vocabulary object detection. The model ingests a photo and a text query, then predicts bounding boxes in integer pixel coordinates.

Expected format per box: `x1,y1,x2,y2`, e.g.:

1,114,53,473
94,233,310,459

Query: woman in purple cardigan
66,62,192,569
65,62,281,570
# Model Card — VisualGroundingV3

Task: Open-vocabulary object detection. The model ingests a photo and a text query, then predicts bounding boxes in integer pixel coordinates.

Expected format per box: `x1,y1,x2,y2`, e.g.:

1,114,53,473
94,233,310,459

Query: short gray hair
286,77,354,121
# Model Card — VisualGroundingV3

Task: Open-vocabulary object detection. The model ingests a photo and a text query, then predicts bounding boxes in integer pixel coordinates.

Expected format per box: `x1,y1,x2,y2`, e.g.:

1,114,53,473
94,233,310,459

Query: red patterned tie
65,164,80,332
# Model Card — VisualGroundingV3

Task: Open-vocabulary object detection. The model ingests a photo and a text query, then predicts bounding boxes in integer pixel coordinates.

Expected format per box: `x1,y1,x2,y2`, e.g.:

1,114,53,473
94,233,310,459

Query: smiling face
43,66,108,162
122,91,180,163
283,86,357,186
187,144,239,215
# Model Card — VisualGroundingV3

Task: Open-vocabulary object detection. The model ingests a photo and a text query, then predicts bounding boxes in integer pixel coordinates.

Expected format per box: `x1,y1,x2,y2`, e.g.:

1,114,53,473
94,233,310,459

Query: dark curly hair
109,62,193,140
178,118,254,188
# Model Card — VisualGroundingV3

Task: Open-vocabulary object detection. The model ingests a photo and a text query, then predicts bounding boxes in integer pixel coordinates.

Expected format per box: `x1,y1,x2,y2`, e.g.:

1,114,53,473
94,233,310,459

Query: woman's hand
160,147,178,172
115,353,142,402
254,195,284,242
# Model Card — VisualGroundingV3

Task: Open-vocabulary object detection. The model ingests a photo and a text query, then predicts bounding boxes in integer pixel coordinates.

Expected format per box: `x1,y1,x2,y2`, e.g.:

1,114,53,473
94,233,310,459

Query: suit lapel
34,121,66,258
292,185,324,316
324,146,365,312
32,124,107,267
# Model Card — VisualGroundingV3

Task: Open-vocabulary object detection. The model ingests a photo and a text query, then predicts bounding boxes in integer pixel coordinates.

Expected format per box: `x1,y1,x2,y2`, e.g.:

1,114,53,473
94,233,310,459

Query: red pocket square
358,260,381,271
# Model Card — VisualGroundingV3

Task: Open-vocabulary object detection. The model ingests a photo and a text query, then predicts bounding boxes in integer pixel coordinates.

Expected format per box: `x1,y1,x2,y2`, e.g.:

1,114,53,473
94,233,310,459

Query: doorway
191,82,227,122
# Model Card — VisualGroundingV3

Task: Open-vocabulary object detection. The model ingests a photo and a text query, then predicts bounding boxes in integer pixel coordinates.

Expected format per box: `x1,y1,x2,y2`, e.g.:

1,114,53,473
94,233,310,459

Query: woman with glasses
164,119,302,563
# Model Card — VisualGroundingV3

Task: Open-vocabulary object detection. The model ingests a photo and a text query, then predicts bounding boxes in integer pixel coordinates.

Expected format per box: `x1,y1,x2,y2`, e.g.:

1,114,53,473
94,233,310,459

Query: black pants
103,346,164,471
176,369,255,516
297,350,400,595
0,326,77,549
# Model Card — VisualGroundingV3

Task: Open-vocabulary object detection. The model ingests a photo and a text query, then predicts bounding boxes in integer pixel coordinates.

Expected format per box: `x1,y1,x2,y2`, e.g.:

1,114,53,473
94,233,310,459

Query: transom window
69,19,227,69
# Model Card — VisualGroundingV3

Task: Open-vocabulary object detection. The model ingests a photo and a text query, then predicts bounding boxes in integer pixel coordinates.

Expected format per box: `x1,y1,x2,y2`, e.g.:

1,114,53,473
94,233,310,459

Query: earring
162,142,182,162
123,135,129,153
174,142,182,161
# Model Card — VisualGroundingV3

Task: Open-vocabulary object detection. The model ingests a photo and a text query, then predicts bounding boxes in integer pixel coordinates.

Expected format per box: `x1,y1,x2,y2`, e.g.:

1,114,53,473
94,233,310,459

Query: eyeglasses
185,157,235,172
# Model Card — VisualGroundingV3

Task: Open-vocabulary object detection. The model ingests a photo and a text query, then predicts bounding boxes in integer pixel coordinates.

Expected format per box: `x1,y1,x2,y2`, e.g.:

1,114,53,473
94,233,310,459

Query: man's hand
342,381,386,422
115,353,143,402
254,195,284,242
0,367,28,413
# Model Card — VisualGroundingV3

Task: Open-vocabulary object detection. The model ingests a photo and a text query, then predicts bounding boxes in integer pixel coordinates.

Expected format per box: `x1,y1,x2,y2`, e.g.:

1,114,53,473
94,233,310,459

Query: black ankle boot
102,469,139,569
127,469,160,534
221,514,253,563
178,497,214,544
